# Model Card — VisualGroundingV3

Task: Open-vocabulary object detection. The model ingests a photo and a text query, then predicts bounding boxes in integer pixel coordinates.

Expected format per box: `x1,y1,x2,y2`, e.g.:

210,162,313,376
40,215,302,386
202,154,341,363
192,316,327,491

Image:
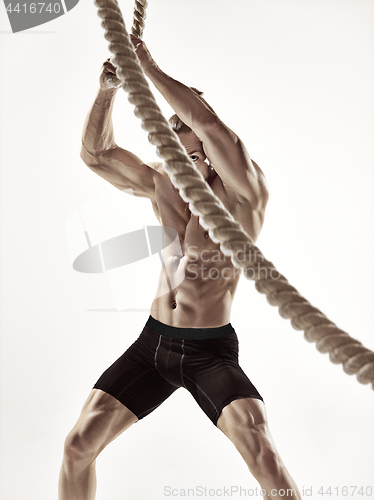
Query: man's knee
61,391,137,472
63,430,97,470
252,438,282,480
234,420,281,478
62,411,105,470
219,401,282,480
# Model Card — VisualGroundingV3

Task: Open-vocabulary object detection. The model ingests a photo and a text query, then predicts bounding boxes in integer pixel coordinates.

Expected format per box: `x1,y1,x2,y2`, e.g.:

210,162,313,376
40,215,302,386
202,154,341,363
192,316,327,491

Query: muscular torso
148,163,265,328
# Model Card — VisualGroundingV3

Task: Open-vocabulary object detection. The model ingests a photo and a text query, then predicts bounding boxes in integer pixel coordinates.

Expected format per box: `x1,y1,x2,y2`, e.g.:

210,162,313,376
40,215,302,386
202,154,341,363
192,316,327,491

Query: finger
130,34,141,45
103,61,116,72
103,56,116,67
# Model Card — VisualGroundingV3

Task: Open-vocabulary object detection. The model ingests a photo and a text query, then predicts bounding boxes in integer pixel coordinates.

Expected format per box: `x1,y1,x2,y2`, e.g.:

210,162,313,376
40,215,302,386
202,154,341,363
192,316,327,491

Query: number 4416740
318,486,372,497
6,3,61,14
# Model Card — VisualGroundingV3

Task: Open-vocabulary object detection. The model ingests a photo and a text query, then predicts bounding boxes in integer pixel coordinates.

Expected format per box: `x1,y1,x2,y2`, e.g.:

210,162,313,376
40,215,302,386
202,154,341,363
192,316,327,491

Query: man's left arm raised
131,35,269,209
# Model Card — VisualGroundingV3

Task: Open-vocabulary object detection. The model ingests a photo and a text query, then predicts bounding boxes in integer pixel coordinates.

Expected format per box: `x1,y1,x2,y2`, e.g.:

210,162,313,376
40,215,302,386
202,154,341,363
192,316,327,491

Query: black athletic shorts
93,316,263,426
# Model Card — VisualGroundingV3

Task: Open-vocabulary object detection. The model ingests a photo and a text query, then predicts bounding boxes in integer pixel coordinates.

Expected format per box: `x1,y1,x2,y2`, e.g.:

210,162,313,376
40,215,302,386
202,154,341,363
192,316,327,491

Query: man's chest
152,173,241,255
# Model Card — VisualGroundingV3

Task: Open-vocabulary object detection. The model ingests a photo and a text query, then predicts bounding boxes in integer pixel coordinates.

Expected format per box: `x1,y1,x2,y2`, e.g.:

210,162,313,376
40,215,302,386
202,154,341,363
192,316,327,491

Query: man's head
169,88,214,180
177,128,210,179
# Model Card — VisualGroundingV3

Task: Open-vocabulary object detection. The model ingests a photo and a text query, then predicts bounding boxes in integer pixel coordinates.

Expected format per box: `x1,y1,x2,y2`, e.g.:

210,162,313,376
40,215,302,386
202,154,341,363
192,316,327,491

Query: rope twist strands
131,0,147,38
94,0,374,389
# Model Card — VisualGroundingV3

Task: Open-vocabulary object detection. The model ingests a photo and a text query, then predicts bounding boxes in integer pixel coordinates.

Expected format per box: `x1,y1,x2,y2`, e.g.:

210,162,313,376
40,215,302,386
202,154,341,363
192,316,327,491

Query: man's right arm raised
80,59,156,199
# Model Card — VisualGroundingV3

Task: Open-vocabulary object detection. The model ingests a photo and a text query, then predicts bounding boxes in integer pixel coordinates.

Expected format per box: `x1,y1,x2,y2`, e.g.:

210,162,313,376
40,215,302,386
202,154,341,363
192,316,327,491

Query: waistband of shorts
145,315,235,340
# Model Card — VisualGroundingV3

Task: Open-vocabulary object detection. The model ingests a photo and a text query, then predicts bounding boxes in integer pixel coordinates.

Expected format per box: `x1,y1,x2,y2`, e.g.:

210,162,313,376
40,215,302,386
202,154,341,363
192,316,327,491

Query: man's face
178,130,210,180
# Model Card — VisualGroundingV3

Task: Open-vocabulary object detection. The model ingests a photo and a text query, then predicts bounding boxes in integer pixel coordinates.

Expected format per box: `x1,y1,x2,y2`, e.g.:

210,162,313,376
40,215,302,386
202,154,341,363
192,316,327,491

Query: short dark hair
169,87,215,134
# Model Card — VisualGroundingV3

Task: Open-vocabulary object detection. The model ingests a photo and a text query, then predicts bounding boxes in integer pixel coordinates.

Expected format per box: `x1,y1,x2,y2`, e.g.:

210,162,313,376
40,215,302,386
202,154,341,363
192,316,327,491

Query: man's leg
58,389,138,500
217,398,302,500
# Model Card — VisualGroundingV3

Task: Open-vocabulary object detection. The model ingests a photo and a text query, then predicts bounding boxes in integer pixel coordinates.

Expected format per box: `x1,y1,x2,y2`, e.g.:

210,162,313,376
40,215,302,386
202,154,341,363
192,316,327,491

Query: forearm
144,65,215,130
81,87,119,157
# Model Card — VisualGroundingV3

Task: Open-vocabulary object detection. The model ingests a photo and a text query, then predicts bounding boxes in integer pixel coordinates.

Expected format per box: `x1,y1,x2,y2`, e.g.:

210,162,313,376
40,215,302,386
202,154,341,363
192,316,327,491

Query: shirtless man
58,36,302,500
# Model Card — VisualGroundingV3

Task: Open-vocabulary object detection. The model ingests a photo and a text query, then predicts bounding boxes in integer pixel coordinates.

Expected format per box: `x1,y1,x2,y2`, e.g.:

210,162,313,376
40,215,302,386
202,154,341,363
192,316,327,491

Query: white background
0,0,374,499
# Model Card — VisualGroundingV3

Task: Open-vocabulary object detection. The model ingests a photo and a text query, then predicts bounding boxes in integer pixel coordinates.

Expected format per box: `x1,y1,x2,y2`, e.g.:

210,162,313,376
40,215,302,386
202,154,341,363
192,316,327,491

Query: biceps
200,123,268,206
201,123,254,183
201,120,251,171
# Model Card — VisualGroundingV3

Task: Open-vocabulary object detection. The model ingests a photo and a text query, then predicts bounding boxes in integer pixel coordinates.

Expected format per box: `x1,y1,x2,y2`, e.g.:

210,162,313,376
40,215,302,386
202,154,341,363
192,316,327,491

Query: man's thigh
180,334,263,426
217,396,267,433
216,397,273,461
93,328,178,420
65,389,138,457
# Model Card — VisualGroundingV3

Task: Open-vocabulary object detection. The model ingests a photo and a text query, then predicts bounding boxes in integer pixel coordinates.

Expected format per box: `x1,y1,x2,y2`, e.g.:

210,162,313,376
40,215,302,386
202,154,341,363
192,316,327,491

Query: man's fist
99,58,121,91
130,35,157,72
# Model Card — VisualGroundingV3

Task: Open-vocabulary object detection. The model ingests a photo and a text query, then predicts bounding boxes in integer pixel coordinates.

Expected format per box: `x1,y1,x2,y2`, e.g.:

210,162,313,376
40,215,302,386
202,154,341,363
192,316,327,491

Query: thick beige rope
131,0,147,38
94,0,374,389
